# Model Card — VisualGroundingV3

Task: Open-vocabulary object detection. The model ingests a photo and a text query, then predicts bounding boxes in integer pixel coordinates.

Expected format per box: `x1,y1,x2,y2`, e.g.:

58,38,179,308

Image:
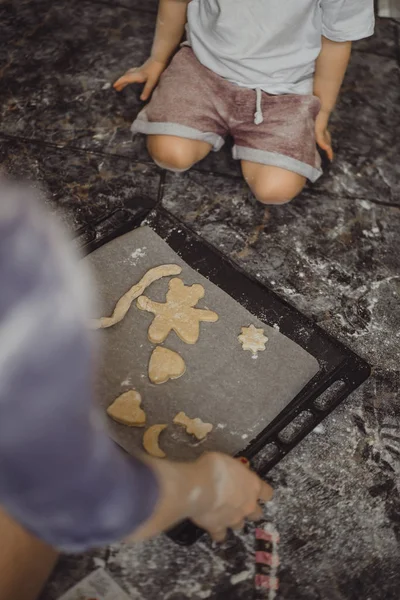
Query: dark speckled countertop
1,1,400,599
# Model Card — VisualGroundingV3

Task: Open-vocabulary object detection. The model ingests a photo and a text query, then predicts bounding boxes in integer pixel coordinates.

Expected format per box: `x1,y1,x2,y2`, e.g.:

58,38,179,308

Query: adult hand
315,109,334,162
189,453,273,542
113,57,167,100
131,452,273,543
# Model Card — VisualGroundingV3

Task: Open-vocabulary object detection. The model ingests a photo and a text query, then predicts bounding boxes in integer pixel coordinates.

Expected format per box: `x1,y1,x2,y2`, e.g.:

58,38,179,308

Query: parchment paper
87,226,320,460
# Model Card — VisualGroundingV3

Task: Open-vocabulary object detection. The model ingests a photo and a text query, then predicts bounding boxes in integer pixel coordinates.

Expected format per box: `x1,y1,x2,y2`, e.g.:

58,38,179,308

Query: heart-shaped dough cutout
149,347,186,385
107,390,146,427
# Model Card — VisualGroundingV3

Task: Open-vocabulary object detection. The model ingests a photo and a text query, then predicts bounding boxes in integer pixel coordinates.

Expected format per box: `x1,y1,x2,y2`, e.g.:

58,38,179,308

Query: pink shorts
132,48,322,182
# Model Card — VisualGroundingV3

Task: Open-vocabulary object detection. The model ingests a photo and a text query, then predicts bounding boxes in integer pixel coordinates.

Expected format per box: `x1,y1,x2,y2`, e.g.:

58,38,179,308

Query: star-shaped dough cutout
238,324,268,354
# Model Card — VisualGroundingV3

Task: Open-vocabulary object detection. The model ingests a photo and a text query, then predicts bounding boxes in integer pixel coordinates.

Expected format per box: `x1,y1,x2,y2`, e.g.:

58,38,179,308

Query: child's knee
251,177,305,205
253,185,296,205
147,136,198,172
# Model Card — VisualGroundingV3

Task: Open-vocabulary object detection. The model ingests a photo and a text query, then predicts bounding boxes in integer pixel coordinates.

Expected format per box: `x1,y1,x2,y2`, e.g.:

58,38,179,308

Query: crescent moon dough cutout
143,424,168,458
173,411,213,440
90,264,182,330
148,346,186,385
106,390,146,427
137,278,219,344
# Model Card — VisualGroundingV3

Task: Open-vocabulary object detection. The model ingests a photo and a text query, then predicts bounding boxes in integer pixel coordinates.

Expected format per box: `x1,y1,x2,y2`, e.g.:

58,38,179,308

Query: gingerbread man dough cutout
137,278,219,344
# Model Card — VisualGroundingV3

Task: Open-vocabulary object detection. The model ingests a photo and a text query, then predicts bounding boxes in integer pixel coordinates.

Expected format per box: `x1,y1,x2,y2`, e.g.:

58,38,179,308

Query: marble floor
379,0,400,19
1,2,400,599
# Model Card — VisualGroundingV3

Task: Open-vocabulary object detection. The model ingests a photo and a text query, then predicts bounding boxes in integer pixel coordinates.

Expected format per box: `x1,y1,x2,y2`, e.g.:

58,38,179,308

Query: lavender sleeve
0,184,159,552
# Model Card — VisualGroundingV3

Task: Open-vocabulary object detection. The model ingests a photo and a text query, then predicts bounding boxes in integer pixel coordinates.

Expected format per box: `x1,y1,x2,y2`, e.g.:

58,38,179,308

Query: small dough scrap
238,324,268,354
173,411,213,440
143,424,167,458
91,264,182,330
149,346,186,385
107,390,146,427
137,278,219,344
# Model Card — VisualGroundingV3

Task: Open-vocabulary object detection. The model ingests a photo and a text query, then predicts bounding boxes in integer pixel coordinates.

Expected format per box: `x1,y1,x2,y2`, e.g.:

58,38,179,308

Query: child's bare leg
241,161,306,205
147,135,212,172
0,506,58,600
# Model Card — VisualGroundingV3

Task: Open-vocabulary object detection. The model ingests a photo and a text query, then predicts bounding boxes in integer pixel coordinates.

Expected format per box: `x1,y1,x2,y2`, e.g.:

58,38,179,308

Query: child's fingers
320,139,334,162
316,134,334,162
113,79,128,92
113,70,146,92
140,77,157,101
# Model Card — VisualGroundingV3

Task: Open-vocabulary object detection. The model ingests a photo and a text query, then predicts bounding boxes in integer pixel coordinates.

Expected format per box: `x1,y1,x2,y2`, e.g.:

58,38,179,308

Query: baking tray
88,225,320,460
79,206,370,545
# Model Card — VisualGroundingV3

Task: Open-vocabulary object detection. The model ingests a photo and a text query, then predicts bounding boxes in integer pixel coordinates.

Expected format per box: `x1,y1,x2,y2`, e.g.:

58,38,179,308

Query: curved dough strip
143,424,167,458
90,264,182,330
173,411,213,440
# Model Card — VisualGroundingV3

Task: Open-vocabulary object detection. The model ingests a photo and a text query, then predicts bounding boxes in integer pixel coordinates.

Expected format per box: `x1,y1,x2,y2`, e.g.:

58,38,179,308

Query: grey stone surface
0,0,154,159
0,136,160,233
353,16,399,57
161,171,400,371
0,1,399,599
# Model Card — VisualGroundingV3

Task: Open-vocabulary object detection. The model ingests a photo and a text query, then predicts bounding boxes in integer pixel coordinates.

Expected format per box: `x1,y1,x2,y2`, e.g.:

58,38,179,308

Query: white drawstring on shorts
254,88,264,125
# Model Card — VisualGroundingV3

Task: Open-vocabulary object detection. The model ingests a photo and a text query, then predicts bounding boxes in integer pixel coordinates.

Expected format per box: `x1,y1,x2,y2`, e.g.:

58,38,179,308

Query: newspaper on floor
57,568,131,600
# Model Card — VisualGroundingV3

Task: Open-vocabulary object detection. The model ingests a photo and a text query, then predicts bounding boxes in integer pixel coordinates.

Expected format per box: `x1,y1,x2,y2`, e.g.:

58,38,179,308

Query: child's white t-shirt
186,0,375,95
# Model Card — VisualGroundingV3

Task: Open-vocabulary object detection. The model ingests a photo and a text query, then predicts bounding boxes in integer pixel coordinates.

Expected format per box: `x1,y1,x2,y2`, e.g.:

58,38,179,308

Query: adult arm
0,506,58,600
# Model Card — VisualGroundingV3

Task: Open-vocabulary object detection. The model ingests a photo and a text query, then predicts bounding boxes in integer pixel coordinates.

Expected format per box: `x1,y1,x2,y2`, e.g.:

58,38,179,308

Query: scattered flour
313,424,325,434
129,247,147,265
230,569,252,585
359,199,373,210
93,557,106,569
362,229,380,239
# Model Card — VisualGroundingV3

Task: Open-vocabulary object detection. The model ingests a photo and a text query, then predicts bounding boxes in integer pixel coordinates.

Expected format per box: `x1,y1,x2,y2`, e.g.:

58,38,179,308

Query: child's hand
315,109,334,162
113,58,167,100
